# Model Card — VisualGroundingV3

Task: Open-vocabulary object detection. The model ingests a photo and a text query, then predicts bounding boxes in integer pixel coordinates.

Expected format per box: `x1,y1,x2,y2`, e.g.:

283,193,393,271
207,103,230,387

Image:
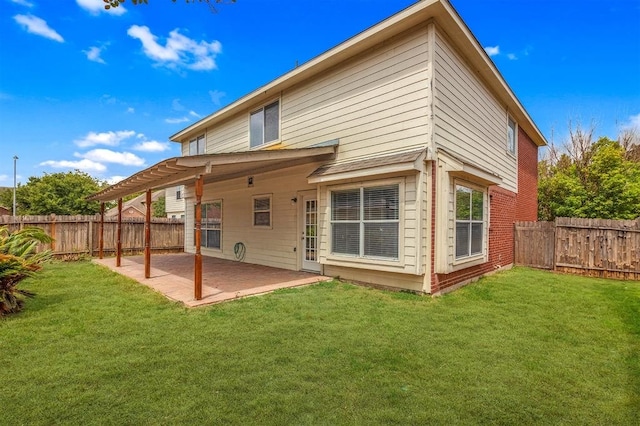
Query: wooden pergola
87,144,337,300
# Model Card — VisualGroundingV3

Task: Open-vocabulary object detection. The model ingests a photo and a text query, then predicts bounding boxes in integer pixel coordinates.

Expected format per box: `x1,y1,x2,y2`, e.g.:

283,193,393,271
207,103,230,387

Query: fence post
50,213,56,253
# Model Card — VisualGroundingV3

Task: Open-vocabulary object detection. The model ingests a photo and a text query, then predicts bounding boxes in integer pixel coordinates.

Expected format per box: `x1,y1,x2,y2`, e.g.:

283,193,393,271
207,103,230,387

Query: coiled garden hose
233,242,246,261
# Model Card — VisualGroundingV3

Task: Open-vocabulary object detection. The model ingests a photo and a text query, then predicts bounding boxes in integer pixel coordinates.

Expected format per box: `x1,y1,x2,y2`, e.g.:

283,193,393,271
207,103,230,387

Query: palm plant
0,226,53,316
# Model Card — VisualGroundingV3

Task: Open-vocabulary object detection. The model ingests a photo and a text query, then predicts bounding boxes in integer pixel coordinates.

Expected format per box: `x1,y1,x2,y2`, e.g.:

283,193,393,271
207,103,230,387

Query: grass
1,262,639,425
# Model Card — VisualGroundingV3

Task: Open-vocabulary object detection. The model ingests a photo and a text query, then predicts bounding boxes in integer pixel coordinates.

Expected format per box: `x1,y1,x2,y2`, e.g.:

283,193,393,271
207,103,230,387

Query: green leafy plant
0,226,53,316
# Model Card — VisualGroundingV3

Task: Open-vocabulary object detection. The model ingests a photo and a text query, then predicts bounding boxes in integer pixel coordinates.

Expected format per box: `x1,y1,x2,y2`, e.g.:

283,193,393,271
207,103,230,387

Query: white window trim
452,180,488,268
252,194,273,229
507,115,517,157
326,178,405,265
249,99,281,150
196,199,223,252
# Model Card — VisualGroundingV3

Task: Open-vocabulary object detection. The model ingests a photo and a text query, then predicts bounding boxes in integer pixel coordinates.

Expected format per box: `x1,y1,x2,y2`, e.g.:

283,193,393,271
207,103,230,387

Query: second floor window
507,117,517,155
189,135,205,155
250,100,279,148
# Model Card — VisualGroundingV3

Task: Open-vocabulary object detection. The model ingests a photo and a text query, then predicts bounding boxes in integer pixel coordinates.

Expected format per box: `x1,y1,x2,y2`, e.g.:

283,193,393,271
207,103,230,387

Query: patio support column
99,202,104,259
144,189,152,279
116,197,122,267
194,175,204,300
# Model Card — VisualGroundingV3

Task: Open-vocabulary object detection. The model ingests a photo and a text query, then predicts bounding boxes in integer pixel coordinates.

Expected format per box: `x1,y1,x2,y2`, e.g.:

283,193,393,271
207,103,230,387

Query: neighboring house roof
0,206,10,216
104,190,164,217
170,0,546,148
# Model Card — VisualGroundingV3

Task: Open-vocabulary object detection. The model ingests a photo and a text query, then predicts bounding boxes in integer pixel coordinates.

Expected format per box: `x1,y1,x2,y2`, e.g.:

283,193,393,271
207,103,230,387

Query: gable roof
104,190,164,217
170,0,546,148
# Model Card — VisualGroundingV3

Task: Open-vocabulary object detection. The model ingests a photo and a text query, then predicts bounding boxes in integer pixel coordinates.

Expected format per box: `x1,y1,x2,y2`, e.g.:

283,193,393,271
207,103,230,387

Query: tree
538,125,640,220
104,0,236,12
153,195,166,218
0,171,108,216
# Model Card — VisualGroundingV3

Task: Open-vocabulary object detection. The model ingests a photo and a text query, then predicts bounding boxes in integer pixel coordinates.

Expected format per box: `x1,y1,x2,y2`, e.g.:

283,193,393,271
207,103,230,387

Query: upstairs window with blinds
189,134,205,155
331,184,399,260
250,100,280,148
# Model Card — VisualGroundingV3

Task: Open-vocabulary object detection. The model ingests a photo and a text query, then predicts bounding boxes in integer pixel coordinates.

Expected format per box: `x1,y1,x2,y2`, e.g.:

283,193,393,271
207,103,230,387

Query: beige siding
432,29,517,192
183,163,319,271
282,26,431,161
191,25,432,158
323,265,424,292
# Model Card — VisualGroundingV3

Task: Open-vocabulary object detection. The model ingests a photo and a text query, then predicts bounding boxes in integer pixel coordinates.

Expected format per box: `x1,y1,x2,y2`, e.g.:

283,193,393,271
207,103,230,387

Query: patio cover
87,143,338,202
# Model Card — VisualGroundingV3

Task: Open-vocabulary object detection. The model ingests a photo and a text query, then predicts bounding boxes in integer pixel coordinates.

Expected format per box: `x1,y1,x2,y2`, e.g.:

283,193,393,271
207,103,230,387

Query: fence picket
515,218,640,280
0,215,184,257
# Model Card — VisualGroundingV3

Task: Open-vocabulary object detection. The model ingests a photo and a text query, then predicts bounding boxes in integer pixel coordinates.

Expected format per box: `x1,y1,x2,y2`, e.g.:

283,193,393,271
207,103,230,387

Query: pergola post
116,197,122,267
194,176,204,300
144,189,152,279
99,202,105,259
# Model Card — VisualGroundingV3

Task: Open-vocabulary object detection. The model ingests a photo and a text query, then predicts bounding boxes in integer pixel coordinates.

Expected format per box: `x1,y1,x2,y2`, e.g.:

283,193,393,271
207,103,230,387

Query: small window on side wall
252,195,272,228
250,101,279,148
455,184,485,260
507,117,517,155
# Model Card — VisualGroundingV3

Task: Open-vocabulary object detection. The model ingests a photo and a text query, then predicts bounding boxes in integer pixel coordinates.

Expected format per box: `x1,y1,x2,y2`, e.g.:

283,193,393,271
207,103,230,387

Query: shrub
0,226,53,316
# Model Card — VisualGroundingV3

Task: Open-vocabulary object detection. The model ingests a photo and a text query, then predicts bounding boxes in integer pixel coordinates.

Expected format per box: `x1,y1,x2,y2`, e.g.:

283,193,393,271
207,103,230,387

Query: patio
93,253,331,307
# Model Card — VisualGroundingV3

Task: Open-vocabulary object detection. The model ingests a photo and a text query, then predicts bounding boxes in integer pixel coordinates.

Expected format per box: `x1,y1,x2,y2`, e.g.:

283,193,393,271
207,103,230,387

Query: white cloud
74,130,136,147
189,110,201,118
484,45,500,56
77,149,145,167
13,14,64,42
623,113,640,130
107,175,126,185
10,0,34,7
84,46,106,64
0,174,8,183
209,89,226,106
40,159,106,173
172,99,185,111
165,117,190,124
507,53,518,60
126,107,135,114
132,140,171,152
76,0,126,16
127,25,222,71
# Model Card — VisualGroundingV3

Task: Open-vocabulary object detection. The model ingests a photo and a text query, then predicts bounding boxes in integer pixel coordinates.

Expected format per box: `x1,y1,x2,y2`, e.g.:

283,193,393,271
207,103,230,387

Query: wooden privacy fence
515,217,640,280
0,215,184,257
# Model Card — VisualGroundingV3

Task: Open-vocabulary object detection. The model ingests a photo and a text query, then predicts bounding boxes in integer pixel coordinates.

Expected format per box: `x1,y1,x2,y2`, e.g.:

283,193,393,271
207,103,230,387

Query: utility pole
13,155,18,217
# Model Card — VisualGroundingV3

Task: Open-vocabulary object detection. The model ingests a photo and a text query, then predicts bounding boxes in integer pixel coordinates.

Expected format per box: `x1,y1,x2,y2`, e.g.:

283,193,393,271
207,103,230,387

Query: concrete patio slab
93,253,332,307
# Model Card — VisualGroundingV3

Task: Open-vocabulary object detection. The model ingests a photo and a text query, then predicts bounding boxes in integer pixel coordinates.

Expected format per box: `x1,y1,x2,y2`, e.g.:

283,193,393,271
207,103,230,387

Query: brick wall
516,127,539,221
430,183,516,294
428,131,539,294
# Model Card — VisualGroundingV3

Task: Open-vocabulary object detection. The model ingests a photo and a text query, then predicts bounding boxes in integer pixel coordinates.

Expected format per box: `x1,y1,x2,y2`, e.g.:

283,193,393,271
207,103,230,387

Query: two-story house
90,0,546,295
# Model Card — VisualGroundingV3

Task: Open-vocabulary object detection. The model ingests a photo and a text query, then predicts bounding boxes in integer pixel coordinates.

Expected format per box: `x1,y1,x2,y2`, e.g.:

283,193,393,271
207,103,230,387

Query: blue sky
1,0,639,187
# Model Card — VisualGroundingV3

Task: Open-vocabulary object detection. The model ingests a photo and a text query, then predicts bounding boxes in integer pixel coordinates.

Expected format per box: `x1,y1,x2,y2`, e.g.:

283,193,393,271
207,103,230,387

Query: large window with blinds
455,184,485,259
250,100,280,148
331,184,399,260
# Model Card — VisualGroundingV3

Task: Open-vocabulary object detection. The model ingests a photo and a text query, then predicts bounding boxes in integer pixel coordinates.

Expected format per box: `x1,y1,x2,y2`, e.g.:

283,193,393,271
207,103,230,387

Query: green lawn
1,262,639,425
